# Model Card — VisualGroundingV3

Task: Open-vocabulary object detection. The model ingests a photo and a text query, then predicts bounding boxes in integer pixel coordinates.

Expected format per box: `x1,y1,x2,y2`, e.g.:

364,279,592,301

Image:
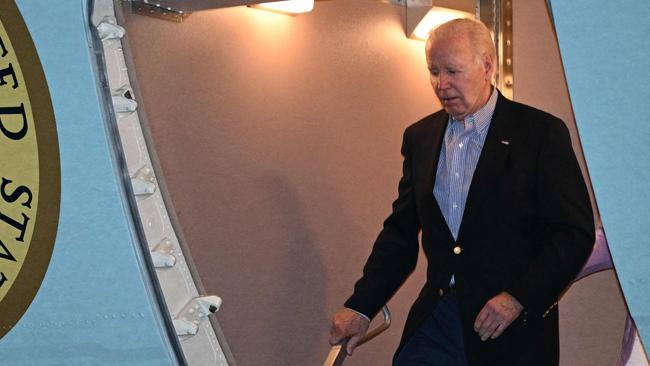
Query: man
329,19,594,365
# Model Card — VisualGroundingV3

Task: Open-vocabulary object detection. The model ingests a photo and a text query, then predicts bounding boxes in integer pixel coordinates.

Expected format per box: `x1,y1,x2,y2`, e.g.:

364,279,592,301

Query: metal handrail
322,306,391,366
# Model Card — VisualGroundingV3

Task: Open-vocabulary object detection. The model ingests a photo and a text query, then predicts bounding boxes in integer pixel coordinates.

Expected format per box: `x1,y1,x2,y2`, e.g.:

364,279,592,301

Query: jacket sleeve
344,130,422,319
507,118,595,318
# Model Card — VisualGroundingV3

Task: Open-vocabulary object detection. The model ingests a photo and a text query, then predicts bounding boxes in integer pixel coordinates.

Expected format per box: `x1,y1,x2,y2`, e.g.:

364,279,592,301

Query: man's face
426,35,492,120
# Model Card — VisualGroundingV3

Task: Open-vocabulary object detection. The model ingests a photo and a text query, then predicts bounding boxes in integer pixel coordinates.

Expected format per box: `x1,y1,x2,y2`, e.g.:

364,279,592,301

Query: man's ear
482,54,494,80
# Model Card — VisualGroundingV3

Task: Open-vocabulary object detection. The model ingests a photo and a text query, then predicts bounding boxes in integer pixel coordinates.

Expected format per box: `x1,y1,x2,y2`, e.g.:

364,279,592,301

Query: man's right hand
329,308,370,355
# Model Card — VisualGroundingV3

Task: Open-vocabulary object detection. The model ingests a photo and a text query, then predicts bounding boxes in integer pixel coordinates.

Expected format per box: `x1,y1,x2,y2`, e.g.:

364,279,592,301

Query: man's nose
437,74,450,89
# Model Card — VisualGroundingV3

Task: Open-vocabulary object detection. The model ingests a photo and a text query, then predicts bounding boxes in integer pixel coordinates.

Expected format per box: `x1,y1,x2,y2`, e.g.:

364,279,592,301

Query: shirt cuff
346,307,371,322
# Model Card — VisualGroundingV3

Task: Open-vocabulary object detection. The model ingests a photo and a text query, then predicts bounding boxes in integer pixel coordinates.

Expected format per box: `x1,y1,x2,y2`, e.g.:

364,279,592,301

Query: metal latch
173,295,223,336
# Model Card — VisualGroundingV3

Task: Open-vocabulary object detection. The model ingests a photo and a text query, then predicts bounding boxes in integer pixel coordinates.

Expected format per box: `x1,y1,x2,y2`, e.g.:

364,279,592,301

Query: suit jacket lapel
418,111,455,243
457,94,513,242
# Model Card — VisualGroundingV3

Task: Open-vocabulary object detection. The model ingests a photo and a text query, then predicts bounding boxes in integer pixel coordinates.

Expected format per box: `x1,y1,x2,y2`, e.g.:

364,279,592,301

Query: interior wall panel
124,2,434,365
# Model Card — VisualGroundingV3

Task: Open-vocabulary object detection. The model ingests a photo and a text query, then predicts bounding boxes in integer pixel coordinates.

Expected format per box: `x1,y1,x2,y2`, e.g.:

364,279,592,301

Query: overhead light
411,7,474,40
255,0,314,14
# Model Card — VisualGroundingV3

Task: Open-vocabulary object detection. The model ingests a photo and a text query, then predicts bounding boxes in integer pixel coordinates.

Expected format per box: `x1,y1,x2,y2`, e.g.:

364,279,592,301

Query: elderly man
329,19,594,365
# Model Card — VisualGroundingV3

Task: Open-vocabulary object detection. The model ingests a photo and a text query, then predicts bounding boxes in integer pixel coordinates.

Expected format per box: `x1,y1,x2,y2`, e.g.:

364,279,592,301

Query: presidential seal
0,2,59,339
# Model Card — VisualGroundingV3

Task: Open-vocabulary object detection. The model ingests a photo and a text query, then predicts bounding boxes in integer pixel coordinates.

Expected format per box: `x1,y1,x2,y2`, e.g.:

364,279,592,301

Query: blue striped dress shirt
434,88,498,285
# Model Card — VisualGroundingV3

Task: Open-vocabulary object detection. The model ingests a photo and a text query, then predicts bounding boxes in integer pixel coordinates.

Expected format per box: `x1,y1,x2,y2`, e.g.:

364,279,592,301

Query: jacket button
438,288,444,296
453,246,462,255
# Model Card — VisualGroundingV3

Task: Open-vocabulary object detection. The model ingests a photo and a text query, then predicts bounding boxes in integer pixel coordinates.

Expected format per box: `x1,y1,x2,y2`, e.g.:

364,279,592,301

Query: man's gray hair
426,18,496,74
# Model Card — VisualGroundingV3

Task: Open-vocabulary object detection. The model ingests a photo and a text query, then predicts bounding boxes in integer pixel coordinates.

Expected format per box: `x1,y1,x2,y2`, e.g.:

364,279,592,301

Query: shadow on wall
260,173,328,366
213,172,330,366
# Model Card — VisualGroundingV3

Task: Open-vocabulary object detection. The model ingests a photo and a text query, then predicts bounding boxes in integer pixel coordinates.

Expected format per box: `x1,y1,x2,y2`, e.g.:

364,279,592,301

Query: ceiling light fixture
255,0,314,14
410,6,474,40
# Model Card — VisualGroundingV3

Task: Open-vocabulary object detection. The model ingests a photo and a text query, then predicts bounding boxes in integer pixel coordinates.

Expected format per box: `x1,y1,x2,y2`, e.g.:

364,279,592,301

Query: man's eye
430,70,440,77
447,70,457,75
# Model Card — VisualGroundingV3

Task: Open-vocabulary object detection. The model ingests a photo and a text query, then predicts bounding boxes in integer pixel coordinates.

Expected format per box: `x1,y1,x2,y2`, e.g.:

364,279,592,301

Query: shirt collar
449,87,498,136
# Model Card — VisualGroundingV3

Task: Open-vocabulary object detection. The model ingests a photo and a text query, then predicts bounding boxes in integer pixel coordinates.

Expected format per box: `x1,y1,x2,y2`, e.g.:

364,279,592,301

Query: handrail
322,306,391,366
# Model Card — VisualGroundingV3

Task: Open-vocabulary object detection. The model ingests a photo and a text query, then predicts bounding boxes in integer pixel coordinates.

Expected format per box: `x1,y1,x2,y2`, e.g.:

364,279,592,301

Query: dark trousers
394,294,469,366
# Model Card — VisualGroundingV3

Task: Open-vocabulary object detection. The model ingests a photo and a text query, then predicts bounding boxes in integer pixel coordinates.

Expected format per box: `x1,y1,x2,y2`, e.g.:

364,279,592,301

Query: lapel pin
500,140,510,145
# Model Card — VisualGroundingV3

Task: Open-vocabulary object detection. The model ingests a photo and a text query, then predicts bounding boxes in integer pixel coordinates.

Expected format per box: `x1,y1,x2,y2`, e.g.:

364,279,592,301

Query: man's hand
474,292,524,341
329,308,370,355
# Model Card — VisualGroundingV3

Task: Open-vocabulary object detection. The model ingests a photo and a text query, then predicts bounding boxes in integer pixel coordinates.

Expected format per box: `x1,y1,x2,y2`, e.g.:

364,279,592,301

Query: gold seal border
0,1,60,339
